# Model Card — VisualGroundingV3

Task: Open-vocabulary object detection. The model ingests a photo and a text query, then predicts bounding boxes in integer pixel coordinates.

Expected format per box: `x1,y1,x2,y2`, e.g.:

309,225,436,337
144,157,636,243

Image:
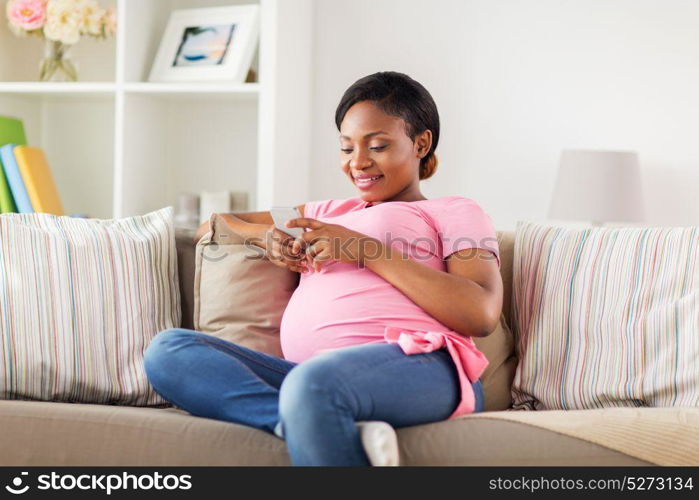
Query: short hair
335,71,440,180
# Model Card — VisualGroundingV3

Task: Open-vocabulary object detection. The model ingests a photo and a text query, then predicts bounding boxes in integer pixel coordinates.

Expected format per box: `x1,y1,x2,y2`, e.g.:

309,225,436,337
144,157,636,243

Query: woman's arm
193,204,306,245
363,244,503,338
285,216,502,338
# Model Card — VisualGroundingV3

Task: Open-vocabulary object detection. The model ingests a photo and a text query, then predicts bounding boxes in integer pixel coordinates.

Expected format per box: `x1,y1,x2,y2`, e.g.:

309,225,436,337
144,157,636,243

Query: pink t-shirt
279,195,500,418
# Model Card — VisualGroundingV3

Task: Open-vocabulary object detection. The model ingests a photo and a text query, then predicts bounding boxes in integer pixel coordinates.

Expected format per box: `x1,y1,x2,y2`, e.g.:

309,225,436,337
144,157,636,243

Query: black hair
334,71,440,180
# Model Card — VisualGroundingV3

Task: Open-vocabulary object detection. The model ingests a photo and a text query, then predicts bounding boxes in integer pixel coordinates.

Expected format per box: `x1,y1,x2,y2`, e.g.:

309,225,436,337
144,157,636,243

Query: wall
309,0,699,230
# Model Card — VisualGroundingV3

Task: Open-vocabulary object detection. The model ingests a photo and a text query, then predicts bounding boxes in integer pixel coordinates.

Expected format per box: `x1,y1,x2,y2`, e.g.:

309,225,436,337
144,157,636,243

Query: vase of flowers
5,0,117,82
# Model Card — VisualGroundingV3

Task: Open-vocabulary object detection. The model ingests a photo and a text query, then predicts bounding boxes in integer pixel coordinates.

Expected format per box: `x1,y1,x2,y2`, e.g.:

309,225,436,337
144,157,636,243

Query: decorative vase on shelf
6,0,117,83
39,40,78,82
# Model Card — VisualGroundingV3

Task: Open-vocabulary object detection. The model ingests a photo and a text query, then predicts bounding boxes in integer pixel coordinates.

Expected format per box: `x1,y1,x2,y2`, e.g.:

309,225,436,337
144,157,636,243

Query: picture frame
148,5,260,83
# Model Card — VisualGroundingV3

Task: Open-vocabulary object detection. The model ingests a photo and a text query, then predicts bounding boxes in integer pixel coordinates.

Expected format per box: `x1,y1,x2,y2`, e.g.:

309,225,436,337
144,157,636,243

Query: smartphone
270,206,304,239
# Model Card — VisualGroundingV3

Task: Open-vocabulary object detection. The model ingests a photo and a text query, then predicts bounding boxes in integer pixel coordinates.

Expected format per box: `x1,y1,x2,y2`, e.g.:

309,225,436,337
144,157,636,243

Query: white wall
309,0,699,230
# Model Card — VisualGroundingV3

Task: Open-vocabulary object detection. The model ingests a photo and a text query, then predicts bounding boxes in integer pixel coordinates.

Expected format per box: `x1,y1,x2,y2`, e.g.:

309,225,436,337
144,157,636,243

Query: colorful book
0,156,17,214
14,146,64,216
0,144,34,213
0,115,27,147
0,116,27,214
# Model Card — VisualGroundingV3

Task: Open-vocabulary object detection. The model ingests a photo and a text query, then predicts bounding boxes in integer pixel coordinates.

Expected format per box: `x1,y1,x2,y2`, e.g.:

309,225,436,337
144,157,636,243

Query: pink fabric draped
383,326,489,418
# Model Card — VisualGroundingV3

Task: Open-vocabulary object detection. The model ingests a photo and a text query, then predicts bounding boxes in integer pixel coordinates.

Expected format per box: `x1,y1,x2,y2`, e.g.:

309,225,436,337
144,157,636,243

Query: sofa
0,228,692,466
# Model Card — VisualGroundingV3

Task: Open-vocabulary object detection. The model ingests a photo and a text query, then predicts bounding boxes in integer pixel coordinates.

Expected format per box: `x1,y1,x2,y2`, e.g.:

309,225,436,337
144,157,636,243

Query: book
14,146,64,216
0,116,27,214
0,144,34,213
0,115,27,147
0,155,17,213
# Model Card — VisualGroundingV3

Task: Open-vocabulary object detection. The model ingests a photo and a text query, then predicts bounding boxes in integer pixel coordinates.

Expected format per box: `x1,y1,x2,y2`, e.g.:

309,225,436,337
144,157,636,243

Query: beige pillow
471,230,518,411
472,314,517,411
193,213,299,357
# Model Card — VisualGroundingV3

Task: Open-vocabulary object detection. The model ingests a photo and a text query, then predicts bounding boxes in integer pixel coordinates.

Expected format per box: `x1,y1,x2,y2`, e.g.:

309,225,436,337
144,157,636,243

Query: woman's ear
414,129,433,159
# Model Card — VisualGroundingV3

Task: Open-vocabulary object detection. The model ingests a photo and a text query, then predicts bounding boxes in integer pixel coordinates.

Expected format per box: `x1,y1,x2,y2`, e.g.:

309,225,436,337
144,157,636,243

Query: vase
39,40,78,82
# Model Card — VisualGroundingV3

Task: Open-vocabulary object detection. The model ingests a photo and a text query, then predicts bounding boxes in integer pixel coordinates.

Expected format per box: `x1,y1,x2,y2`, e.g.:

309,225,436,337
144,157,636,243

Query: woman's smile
354,174,384,189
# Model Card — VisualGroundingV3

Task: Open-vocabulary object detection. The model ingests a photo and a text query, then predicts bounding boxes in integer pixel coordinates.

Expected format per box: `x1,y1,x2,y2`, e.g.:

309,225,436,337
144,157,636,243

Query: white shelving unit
0,0,311,219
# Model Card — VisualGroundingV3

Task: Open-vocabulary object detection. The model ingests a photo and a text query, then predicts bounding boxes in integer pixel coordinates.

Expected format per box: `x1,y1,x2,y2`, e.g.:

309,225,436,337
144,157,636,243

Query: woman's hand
285,218,383,272
264,224,310,273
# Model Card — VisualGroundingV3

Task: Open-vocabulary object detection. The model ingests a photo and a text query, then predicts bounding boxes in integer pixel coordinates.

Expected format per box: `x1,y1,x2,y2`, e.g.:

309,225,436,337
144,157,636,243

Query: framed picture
148,5,259,83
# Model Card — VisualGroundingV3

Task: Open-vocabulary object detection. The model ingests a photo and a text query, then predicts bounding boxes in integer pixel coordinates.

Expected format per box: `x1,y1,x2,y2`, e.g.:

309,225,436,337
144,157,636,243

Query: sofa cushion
0,400,650,466
472,312,517,411
495,230,515,325
470,231,517,411
511,221,699,410
465,406,699,466
175,228,197,330
396,410,653,466
193,213,299,357
0,400,290,466
0,207,180,406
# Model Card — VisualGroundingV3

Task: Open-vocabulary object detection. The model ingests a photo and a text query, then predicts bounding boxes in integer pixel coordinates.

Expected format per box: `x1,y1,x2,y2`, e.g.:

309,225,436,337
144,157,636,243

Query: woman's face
339,100,431,203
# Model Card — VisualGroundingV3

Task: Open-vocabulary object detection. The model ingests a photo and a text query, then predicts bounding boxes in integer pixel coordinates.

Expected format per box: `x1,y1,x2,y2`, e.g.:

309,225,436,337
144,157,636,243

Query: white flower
85,9,105,36
75,0,104,36
44,0,82,44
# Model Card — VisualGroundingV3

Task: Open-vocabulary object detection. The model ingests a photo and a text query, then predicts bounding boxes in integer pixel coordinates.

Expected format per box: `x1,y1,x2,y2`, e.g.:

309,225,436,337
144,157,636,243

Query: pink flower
6,0,47,31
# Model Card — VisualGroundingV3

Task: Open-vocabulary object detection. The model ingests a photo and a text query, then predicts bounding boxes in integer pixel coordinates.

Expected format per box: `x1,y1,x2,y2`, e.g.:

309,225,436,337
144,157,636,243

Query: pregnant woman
144,71,503,466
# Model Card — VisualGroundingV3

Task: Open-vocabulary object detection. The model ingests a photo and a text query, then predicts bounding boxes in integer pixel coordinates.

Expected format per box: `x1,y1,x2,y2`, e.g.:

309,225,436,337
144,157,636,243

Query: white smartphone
270,206,304,239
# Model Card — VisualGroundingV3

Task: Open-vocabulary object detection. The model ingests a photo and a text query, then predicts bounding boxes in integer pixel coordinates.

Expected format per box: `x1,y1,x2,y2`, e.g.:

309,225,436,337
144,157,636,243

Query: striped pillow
511,221,699,410
0,207,180,406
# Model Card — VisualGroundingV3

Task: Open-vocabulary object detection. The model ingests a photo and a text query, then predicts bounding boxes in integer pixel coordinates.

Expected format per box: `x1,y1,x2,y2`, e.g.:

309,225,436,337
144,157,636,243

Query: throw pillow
193,213,299,357
511,221,699,410
471,312,517,411
470,230,518,411
0,207,180,405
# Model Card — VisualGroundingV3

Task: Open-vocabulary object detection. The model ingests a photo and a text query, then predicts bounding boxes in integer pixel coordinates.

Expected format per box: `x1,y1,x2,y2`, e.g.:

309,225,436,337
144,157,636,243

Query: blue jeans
143,328,485,466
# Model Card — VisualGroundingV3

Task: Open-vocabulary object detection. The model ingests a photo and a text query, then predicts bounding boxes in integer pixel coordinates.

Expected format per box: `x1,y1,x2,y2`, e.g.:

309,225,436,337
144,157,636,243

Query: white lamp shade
548,149,646,224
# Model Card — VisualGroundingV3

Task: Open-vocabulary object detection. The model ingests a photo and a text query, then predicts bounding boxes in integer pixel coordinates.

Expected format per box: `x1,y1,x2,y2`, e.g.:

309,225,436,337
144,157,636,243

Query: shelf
0,0,312,218
0,82,116,93
123,82,259,101
124,82,258,93
0,82,258,93
119,93,258,217
0,82,258,103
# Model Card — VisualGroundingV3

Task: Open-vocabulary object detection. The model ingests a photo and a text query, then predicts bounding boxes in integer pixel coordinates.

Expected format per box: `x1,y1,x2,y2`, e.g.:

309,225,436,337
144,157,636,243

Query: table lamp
548,149,646,227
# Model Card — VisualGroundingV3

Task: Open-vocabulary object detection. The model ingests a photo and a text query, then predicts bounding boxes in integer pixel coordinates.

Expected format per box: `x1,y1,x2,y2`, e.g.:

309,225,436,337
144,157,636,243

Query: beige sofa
0,230,684,466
